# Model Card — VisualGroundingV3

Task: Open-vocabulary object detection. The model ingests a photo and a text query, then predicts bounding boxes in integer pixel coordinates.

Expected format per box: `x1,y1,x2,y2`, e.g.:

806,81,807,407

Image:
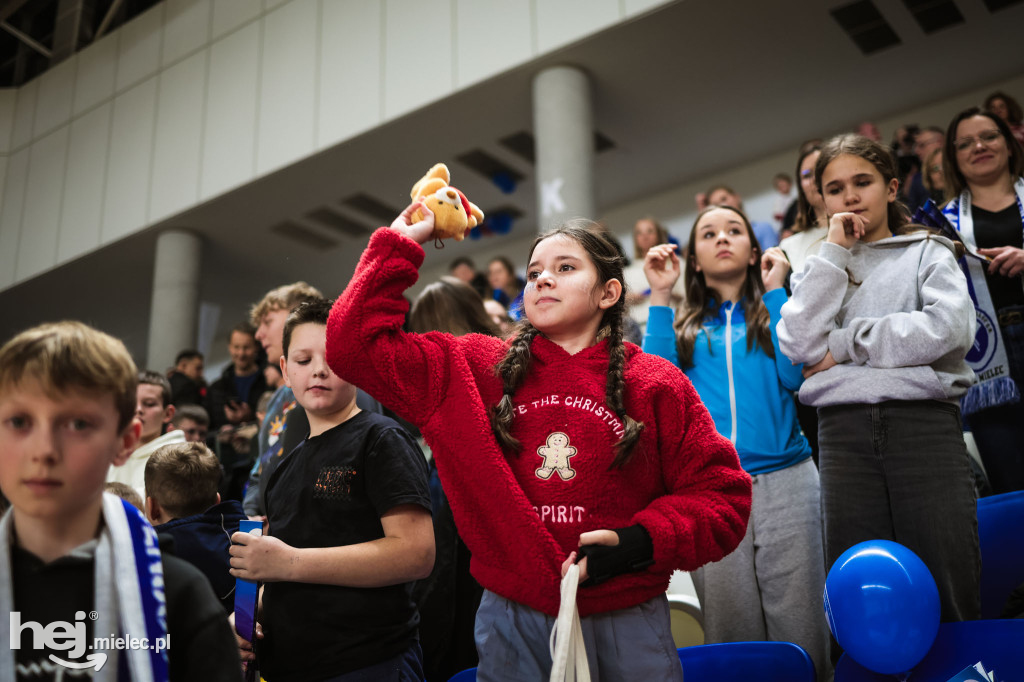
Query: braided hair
488,219,645,469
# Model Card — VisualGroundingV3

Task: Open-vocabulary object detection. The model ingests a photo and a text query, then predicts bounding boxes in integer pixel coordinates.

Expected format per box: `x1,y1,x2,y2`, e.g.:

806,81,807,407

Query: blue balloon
823,540,940,675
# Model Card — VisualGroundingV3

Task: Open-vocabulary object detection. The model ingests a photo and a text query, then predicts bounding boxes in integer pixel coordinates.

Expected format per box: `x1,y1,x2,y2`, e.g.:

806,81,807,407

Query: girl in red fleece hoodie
327,202,751,681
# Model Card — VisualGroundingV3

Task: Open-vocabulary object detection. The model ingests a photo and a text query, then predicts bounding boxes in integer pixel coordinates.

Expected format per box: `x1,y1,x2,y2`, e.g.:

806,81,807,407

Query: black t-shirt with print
259,411,431,681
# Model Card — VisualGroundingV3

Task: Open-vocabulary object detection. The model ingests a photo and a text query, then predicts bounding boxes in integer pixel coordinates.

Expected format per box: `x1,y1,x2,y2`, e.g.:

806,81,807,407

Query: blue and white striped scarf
942,178,1024,415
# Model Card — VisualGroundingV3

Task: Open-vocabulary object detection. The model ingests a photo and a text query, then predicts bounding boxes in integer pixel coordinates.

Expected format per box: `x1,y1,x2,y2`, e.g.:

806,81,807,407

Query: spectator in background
168,349,206,407
410,277,501,338
172,403,210,443
701,185,779,249
107,370,186,499
781,139,824,238
942,106,1024,494
207,323,266,430
145,441,246,613
892,124,921,201
923,147,946,205
771,172,795,235
856,120,882,142
449,256,491,300
104,481,145,513
622,217,682,333
780,142,828,274
483,299,514,337
263,363,284,391
985,91,1024,145
906,127,945,212
486,256,525,320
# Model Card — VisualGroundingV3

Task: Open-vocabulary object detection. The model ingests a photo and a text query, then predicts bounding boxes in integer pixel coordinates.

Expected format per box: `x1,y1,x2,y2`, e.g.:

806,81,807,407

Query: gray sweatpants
473,589,684,682
692,457,831,681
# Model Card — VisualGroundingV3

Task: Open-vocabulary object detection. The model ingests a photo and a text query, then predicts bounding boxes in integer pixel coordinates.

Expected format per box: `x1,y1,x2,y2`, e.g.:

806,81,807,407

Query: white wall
0,0,675,291
413,71,1024,291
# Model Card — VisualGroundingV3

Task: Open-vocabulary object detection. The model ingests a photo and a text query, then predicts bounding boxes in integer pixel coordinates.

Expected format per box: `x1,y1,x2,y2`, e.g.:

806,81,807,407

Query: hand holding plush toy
410,163,484,244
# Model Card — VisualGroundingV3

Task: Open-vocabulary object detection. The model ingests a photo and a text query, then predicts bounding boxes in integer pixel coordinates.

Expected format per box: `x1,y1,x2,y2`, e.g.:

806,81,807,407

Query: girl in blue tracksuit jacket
642,205,830,681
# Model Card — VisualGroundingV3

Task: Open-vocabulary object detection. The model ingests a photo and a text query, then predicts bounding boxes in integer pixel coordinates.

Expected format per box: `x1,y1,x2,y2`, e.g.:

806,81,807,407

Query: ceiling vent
902,0,964,33
456,150,526,185
499,130,616,165
831,0,902,55
305,207,374,238
340,193,402,225
981,0,1024,10
270,221,338,250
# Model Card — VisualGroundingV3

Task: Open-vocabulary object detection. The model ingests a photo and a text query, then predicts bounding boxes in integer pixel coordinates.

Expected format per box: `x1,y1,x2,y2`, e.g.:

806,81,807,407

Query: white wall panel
318,0,382,148
33,58,76,138
0,148,28,288
624,0,673,16
17,126,69,282
150,51,206,222
212,0,262,39
0,90,15,153
535,0,620,54
11,80,38,150
455,0,532,88
73,33,119,116
257,0,317,174
116,4,165,91
202,22,259,199
163,0,212,65
102,78,157,243
384,0,453,119
59,104,112,263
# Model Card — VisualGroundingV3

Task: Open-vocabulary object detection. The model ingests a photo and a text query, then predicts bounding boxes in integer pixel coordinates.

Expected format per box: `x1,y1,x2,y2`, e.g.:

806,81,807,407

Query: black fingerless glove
577,524,654,587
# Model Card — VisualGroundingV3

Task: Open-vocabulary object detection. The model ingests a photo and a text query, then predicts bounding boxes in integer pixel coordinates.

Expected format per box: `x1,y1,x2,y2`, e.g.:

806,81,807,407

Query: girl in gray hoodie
778,135,981,651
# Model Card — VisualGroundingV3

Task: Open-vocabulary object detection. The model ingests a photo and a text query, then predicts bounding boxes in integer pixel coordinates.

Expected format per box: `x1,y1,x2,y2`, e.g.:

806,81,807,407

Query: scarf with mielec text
942,178,1024,415
0,494,169,682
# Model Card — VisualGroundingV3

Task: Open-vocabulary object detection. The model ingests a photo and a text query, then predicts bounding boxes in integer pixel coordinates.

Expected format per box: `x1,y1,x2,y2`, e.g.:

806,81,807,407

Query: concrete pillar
532,66,595,231
146,229,201,371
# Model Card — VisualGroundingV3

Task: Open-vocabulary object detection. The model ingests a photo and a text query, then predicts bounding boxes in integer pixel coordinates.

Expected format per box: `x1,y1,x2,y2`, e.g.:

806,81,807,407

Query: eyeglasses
928,165,943,173
800,169,814,179
954,130,1002,153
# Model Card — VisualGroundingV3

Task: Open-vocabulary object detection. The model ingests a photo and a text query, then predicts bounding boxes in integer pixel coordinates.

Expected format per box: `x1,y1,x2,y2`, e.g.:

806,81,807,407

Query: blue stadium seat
977,489,1024,619
677,641,816,681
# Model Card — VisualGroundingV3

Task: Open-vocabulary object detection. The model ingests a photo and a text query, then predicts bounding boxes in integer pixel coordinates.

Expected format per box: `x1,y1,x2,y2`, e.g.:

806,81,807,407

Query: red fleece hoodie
327,228,751,618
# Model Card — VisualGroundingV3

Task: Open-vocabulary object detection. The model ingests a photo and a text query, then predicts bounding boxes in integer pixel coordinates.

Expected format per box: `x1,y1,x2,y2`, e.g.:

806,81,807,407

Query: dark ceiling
0,0,159,86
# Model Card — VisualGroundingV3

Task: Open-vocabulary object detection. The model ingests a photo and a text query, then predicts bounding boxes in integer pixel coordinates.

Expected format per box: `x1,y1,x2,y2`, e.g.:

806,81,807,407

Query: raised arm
327,203,468,426
632,370,751,573
827,242,975,368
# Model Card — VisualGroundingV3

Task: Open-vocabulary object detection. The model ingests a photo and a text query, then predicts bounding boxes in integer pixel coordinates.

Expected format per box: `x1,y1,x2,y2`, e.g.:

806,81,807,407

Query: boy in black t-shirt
229,300,434,681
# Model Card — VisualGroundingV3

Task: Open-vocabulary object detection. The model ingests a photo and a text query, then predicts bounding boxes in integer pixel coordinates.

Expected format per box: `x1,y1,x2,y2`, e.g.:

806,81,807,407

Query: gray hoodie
778,232,976,407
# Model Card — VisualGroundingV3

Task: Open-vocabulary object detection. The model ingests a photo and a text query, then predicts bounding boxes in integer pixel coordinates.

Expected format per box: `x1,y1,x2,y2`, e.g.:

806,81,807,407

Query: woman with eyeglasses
942,106,1024,494
923,148,946,205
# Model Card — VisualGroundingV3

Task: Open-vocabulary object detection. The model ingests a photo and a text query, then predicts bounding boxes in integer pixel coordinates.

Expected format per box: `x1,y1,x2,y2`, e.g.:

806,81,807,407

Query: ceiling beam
51,0,85,62
0,0,33,25
1,20,51,59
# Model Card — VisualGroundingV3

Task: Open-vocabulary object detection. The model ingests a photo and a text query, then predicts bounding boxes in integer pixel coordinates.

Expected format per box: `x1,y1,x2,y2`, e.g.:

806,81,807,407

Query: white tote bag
548,564,591,682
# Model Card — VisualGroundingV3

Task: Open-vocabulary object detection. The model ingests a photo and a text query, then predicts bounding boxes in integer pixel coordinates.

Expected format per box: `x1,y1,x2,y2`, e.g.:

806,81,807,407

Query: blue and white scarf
942,178,1024,415
0,494,169,682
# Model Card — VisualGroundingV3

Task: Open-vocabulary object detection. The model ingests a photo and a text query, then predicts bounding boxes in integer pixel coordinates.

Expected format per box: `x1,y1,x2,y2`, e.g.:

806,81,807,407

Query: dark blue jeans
818,400,981,625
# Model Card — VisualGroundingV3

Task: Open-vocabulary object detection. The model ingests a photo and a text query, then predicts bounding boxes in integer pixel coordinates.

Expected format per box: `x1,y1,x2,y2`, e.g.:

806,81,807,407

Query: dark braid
489,322,541,454
605,295,645,468
489,219,645,466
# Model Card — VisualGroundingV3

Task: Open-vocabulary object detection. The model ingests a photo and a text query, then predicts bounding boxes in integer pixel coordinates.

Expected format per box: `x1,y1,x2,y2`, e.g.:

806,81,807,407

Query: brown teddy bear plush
410,163,484,243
